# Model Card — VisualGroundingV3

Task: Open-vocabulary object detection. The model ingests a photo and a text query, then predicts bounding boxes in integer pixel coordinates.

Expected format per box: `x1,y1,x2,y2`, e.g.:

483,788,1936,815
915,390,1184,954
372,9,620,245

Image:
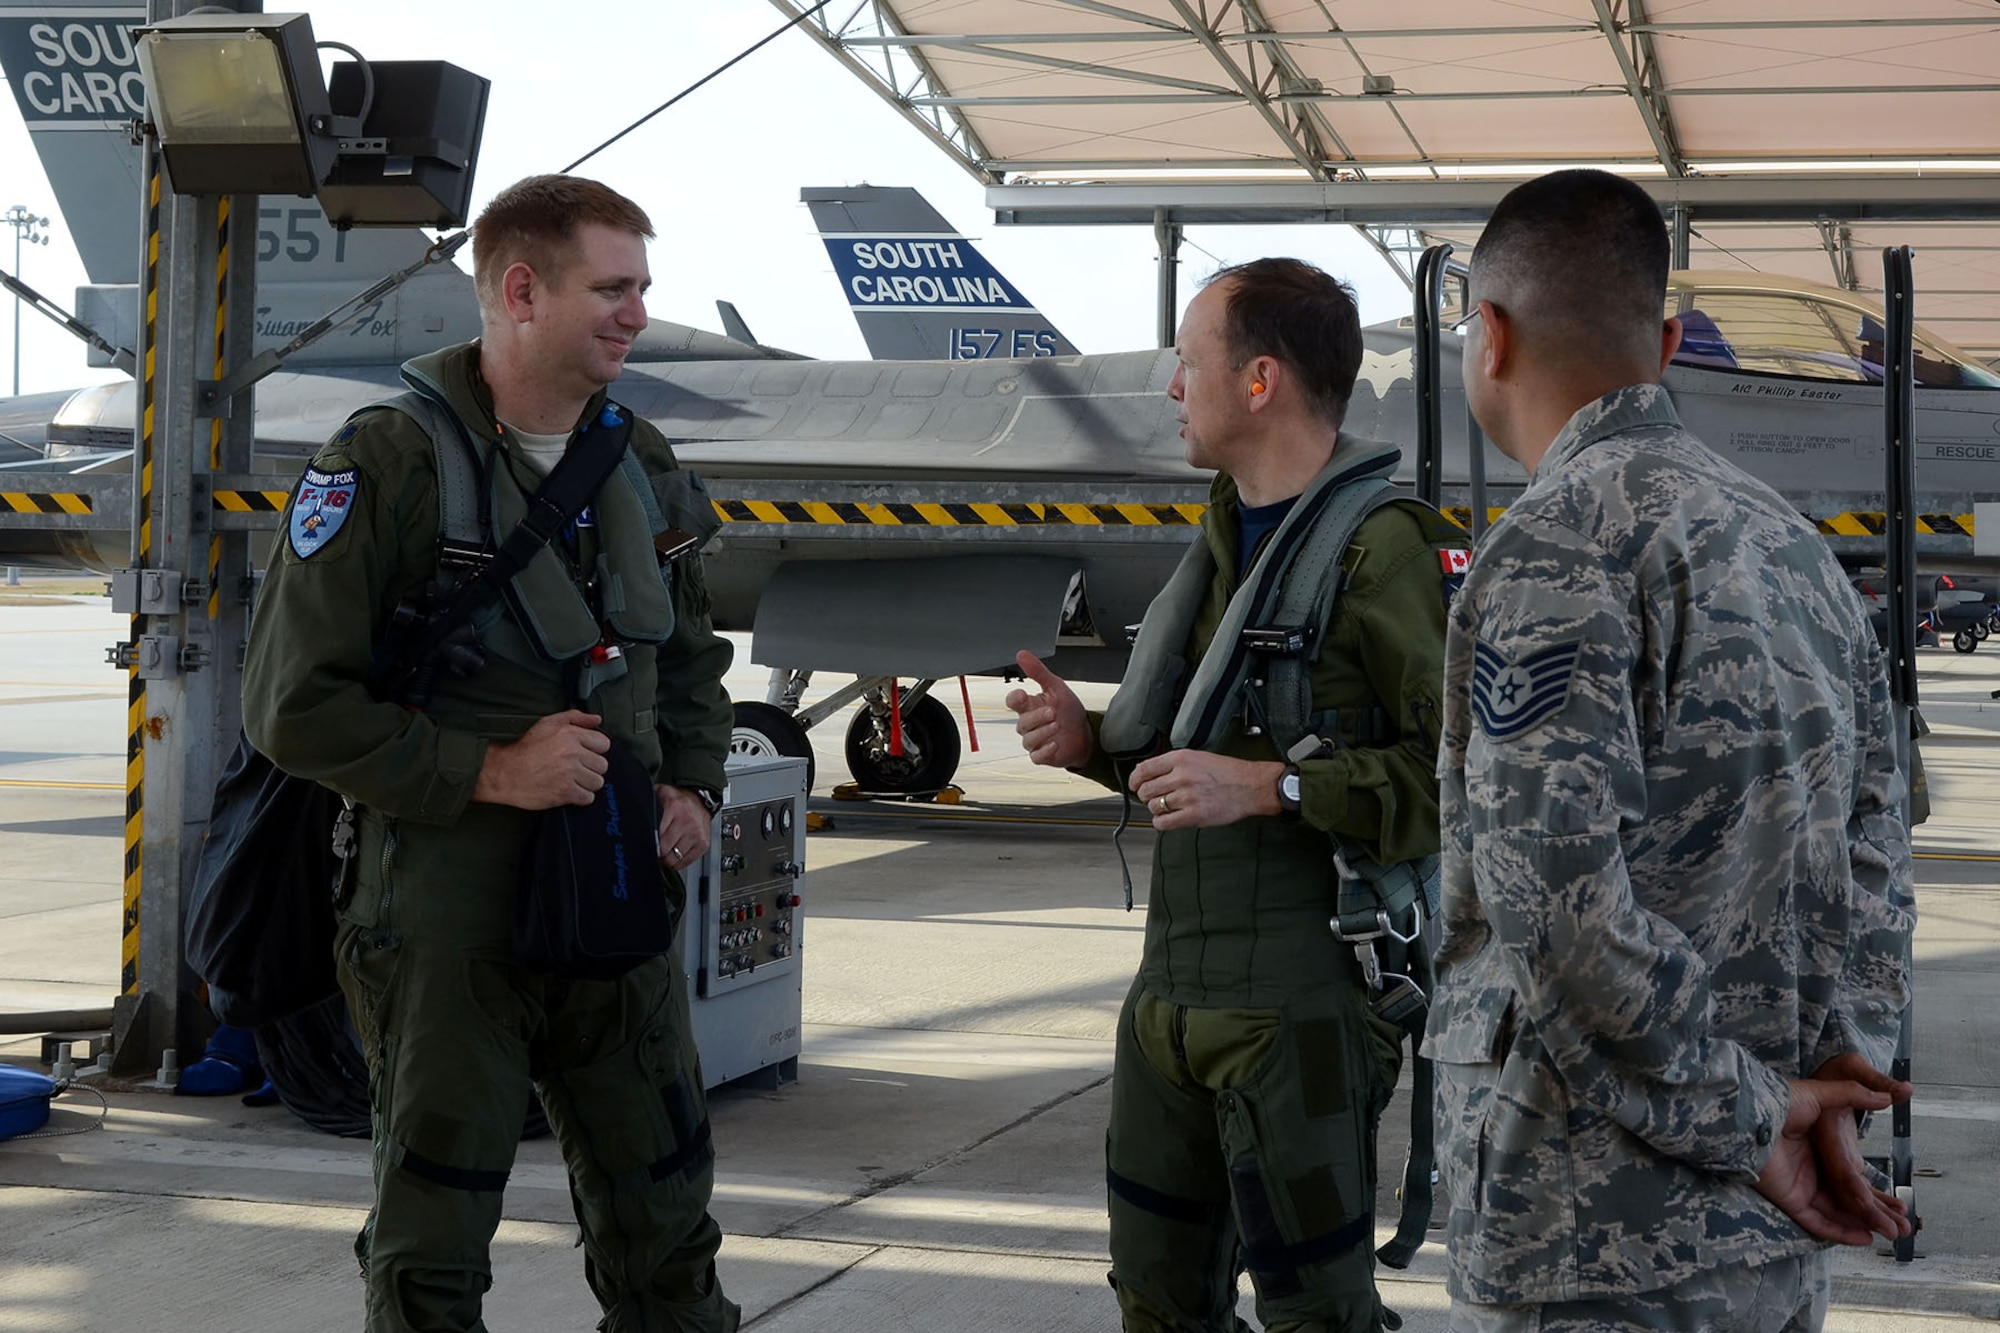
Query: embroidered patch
289,466,358,558
1439,548,1471,575
1471,639,1581,740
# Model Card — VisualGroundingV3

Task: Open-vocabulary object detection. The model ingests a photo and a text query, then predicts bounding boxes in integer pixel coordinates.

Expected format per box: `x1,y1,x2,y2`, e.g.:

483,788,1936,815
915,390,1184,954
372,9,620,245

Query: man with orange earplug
1009,258,1465,1332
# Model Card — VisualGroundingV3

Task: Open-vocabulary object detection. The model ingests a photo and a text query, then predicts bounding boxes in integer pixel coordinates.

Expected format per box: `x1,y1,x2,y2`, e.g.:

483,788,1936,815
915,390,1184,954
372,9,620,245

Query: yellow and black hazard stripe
1440,506,1979,539
124,165,164,1000
204,199,231,620
212,488,290,514
1814,512,1977,537
0,491,93,515
711,498,1208,527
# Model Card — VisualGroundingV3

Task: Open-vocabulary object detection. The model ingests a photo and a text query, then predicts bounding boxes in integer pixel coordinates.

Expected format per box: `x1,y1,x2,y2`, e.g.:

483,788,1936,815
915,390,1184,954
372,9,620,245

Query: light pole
4,205,49,395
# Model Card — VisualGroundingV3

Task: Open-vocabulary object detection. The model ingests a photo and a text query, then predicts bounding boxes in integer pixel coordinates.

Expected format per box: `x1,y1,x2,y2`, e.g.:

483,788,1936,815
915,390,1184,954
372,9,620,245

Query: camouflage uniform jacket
1424,384,1915,1303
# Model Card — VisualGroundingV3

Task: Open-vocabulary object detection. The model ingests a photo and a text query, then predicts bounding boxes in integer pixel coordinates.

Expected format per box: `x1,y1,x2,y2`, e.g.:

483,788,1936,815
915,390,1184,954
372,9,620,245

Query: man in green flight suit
243,175,738,1332
1007,258,1459,1332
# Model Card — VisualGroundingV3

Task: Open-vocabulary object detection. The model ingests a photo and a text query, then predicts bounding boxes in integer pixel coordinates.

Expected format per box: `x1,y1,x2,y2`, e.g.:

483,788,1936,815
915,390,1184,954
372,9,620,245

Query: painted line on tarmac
0,779,122,790
1913,851,2000,863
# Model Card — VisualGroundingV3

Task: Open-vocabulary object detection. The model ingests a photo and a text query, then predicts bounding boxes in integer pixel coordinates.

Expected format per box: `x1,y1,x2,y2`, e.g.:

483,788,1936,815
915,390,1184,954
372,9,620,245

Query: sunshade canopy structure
776,0,2000,362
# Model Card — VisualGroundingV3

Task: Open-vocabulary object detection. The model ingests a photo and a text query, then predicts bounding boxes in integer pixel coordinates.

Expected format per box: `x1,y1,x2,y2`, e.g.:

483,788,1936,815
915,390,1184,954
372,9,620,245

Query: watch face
1281,772,1301,803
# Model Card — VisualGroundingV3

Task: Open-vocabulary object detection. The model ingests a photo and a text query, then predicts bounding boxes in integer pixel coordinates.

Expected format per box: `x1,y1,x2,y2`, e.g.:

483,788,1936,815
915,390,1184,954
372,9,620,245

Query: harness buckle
1353,942,1382,990
436,538,490,571
1240,624,1310,655
1329,907,1390,944
1372,972,1427,1024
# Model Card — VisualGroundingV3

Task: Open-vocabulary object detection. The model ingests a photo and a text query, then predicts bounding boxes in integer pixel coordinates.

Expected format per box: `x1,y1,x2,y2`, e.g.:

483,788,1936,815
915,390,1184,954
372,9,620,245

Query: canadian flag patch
1439,548,1471,575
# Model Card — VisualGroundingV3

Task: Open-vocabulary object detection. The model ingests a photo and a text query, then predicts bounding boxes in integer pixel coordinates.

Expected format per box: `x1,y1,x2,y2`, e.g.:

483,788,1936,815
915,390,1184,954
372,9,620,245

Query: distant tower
3,205,50,395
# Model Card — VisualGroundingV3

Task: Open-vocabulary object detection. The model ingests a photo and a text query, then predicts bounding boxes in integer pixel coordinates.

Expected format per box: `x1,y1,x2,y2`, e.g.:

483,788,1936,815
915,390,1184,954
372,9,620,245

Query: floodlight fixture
136,12,337,198
136,13,489,227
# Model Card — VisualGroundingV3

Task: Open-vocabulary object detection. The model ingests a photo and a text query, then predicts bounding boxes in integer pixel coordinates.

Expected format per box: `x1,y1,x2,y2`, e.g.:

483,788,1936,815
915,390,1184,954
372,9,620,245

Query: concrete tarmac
2,581,1996,1330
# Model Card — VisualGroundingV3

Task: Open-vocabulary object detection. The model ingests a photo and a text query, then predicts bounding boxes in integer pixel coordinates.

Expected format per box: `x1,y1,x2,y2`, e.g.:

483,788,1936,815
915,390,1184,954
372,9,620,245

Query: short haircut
1470,169,1668,366
1204,257,1362,429
472,175,654,314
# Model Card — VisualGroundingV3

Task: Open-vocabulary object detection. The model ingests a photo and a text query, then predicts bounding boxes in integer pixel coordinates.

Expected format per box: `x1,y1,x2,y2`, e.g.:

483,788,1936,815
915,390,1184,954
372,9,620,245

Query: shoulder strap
1261,477,1401,756
351,390,487,559
617,451,669,535
368,399,636,703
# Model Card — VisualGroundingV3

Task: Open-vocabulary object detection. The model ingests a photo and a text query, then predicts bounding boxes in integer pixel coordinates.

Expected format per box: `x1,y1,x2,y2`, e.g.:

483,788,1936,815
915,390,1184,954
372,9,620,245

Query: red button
754,902,765,918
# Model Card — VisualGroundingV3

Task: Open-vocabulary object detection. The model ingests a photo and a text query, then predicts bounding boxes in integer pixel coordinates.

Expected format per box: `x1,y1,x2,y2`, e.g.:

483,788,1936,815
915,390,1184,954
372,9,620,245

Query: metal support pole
1412,244,1451,508
1153,206,1182,349
112,0,265,1074
1466,405,1489,543
1670,203,1691,272
1881,243,1919,1265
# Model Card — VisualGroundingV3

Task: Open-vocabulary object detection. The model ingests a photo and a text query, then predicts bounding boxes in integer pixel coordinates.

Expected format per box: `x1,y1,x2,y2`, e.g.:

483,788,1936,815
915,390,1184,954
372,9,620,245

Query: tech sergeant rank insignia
1471,638,1581,740
289,465,359,559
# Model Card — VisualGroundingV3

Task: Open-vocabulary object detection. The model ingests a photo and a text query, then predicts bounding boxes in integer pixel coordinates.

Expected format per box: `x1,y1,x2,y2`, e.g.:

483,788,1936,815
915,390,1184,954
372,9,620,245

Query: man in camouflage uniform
1008,258,1462,1332
1427,168,1917,1332
244,176,738,1332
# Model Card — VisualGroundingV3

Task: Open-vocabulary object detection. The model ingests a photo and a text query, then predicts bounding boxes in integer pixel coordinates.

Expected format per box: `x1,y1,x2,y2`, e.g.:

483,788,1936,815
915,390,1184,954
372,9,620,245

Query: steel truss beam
1161,0,1326,181
1593,0,1684,177
988,177,2000,226
767,1,999,184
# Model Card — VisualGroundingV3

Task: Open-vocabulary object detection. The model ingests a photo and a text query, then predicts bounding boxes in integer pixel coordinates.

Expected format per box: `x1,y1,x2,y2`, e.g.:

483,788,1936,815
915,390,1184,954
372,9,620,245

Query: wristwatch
1276,765,1302,822
689,785,724,818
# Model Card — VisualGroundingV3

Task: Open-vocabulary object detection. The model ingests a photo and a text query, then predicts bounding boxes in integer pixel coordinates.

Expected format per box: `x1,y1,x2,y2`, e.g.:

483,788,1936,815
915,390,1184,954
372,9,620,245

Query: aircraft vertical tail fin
0,1,480,367
803,185,1078,361
0,2,150,285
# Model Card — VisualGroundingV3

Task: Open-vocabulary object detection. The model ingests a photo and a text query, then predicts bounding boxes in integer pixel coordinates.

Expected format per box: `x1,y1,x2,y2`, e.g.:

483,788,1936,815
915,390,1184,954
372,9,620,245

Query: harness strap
617,452,668,536
1238,1211,1375,1287
1261,478,1398,749
1105,1165,1224,1225
643,1118,714,1187
1377,1053,1435,1270
389,1140,510,1193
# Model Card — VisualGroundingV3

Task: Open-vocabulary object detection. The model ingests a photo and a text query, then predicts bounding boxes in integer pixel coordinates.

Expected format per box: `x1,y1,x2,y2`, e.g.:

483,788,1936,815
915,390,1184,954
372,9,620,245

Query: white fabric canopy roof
777,0,2000,360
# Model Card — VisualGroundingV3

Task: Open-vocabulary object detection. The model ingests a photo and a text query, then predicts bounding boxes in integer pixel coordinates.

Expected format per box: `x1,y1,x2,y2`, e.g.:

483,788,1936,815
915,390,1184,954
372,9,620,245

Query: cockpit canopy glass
1665,278,2000,389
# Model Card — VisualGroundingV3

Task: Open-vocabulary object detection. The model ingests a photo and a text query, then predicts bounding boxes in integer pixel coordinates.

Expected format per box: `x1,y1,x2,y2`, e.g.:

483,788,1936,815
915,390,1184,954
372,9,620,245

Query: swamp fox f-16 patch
289,466,358,559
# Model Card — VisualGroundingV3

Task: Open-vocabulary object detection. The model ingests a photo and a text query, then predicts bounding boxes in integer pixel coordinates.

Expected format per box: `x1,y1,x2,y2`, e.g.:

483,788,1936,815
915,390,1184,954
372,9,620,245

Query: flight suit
1426,385,1914,1326
1080,460,1459,1333
243,342,738,1333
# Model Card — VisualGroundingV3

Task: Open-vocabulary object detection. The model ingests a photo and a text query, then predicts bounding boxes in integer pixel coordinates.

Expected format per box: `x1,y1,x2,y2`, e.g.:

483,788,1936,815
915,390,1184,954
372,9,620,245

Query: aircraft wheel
731,701,816,790
1975,620,1992,641
1953,627,1979,654
845,694,961,794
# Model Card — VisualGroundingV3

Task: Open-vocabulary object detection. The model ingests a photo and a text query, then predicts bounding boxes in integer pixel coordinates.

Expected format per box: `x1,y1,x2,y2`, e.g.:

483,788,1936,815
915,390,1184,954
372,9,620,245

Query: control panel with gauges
681,754,807,1089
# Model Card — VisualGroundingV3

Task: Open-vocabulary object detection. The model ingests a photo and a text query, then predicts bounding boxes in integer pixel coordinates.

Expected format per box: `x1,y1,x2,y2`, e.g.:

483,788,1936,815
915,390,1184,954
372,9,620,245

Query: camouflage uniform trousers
1106,979,1405,1333
1446,1250,1832,1333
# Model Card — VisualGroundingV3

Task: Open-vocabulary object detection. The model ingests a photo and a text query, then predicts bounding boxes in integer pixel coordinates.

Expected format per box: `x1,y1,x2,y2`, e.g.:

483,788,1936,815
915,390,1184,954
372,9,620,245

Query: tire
730,701,816,790
844,693,962,793
1974,620,1991,641
255,992,549,1140
1953,627,1978,654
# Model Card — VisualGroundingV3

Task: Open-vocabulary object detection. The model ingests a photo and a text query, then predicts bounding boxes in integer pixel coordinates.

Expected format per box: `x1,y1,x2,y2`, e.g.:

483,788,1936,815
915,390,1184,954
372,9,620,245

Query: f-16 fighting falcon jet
2,4,1997,797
